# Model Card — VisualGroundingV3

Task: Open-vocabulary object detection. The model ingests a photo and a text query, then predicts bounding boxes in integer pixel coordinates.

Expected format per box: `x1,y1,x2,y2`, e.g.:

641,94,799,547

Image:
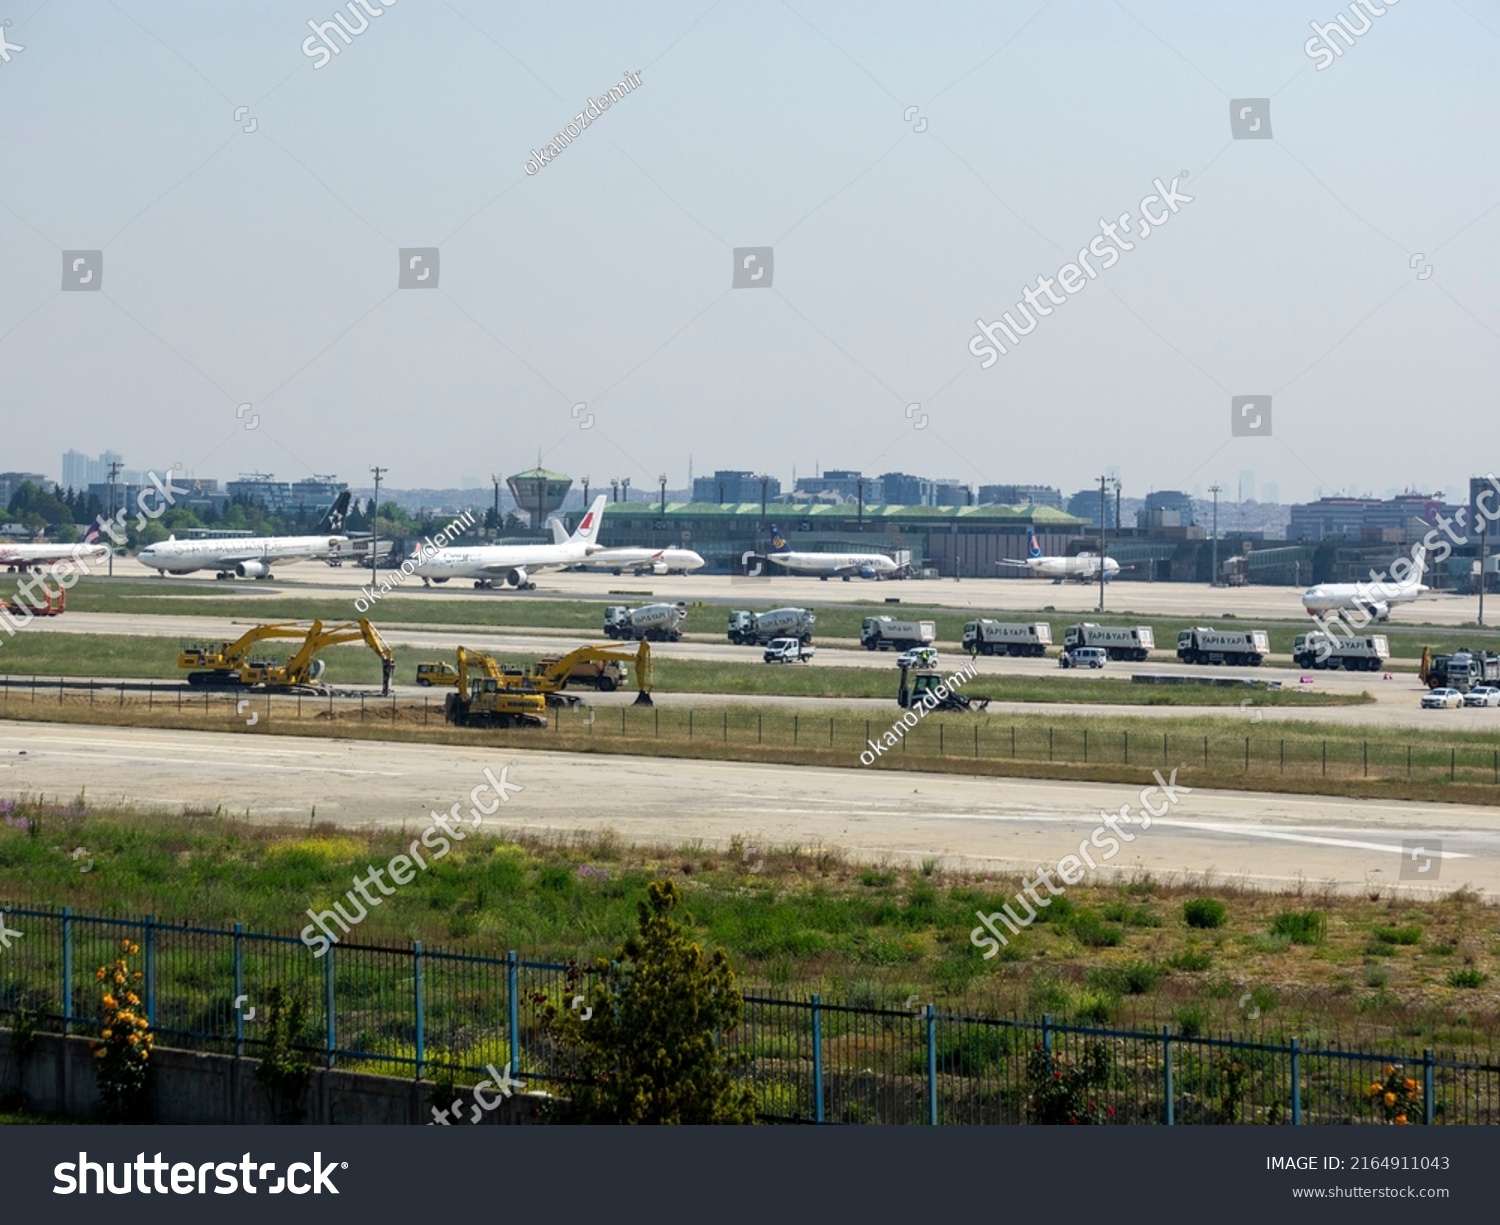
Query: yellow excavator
177,619,395,693
530,641,654,707
443,646,548,728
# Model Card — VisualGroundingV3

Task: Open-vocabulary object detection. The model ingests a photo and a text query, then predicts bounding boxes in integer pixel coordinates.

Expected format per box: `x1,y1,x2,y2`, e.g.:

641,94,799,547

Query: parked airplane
415,496,607,589
0,525,111,573
742,528,899,581
569,543,705,576
998,530,1120,583
1301,546,1428,621
136,492,352,580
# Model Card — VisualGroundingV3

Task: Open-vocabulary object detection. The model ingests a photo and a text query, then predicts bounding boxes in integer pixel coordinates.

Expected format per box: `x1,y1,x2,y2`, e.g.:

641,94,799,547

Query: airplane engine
859,566,877,579
504,567,529,588
235,560,272,578
651,562,668,575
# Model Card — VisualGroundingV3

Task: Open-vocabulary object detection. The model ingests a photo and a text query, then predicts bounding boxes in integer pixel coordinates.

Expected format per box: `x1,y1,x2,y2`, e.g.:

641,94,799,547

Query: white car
1421,688,1463,709
896,647,939,670
1059,647,1107,669
763,637,815,665
1462,686,1500,708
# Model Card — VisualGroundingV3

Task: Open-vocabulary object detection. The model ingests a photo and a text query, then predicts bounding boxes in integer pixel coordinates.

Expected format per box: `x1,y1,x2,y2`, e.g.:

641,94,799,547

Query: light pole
371,466,386,572
658,473,667,517
1479,517,1488,627
610,479,619,503
107,459,123,577
857,477,864,529
1208,484,1222,586
490,473,501,539
621,477,631,504
581,476,589,512
1096,473,1108,612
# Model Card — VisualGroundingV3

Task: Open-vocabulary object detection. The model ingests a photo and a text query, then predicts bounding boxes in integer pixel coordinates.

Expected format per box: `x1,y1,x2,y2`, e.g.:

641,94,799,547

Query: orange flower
133,972,142,981
126,993,139,1006
135,1018,147,1029
1383,1091,1397,1107
1395,1114,1407,1124
120,939,130,950
93,1048,105,1060
1404,1078,1416,1091
1369,1083,1382,1094
1384,1065,1394,1075
102,995,116,1009
101,1028,113,1039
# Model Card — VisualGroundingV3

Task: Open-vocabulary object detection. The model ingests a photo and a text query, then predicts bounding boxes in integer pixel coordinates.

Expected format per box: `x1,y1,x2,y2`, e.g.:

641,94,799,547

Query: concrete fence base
0,1031,544,1125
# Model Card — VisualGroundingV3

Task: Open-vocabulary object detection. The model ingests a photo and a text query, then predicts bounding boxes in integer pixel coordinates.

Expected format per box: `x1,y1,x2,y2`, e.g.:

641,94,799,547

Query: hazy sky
2,1,1496,504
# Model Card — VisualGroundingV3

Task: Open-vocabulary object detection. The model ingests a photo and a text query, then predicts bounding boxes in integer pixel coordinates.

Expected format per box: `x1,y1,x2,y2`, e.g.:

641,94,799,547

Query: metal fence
3,905,1496,1124
5,675,1500,791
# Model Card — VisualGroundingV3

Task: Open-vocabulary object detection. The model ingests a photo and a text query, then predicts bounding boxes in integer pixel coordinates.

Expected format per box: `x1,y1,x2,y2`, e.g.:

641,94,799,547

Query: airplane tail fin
550,518,569,545
82,524,101,545
316,491,352,535
571,495,607,545
770,524,787,551
1027,529,1042,559
1410,544,1426,583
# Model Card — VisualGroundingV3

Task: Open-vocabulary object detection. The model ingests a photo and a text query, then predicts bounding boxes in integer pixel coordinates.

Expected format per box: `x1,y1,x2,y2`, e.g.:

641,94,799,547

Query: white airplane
416,495,607,589
0,525,111,572
137,492,352,580
1301,546,1428,621
743,527,900,581
998,529,1120,583
566,539,705,576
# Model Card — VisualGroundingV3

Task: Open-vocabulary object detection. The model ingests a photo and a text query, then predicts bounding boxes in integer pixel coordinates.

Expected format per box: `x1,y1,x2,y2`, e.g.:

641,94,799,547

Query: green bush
1373,924,1423,946
1088,961,1166,996
1168,950,1213,972
1067,912,1122,948
1183,898,1227,929
1447,969,1488,989
1271,910,1326,945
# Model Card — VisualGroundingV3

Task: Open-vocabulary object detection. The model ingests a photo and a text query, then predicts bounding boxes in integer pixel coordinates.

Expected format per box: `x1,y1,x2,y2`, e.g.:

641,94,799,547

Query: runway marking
5,749,403,778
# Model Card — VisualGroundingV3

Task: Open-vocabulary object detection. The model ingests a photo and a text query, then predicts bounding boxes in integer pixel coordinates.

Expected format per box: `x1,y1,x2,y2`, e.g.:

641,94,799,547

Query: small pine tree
540,879,756,1124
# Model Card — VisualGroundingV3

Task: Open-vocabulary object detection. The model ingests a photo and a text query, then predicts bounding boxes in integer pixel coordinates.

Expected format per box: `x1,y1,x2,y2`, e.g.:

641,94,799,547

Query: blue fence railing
2,904,1496,1124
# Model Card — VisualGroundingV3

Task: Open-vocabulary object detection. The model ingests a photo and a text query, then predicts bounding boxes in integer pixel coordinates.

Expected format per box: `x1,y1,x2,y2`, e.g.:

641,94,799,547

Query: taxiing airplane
743,527,900,581
1301,546,1428,621
568,543,705,576
136,492,352,580
416,496,607,589
998,530,1120,583
0,525,111,573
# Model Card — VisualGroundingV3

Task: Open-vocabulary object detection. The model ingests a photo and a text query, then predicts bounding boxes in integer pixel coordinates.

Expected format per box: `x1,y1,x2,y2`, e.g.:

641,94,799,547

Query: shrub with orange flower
1367,1063,1422,1125
88,939,153,1121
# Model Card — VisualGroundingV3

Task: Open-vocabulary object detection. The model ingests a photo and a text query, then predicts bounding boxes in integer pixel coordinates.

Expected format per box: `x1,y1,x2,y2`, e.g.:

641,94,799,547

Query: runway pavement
1,721,1490,898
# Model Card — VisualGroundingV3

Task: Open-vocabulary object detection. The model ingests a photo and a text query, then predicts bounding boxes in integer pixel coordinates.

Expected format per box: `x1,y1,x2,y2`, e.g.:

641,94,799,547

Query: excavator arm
530,641,654,706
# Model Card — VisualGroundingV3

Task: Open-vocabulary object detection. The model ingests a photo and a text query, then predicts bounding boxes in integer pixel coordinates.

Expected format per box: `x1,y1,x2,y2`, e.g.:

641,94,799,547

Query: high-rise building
792,469,880,504
1237,470,1256,503
977,484,1062,509
691,470,780,504
1261,482,1279,505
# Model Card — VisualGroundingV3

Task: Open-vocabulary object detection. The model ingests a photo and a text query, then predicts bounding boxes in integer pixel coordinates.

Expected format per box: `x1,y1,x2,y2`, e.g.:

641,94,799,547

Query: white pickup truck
764,637,816,664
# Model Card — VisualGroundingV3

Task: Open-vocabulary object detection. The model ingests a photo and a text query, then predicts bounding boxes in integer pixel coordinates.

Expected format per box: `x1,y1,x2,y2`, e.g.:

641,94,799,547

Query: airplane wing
996,559,1031,568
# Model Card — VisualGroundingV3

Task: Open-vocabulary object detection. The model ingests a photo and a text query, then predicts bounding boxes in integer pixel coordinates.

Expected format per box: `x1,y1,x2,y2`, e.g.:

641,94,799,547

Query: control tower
506,466,573,529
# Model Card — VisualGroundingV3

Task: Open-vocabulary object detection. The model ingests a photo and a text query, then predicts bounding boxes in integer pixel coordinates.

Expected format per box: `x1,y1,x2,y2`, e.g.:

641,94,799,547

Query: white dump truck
1062,623,1155,662
961,620,1052,657
602,602,686,642
1176,627,1270,666
861,616,937,652
1292,631,1388,671
727,607,815,646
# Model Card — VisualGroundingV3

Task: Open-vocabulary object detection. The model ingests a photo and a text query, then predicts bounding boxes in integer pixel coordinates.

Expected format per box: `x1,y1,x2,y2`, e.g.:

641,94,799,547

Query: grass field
0,631,1370,707
1,803,1495,1055
4,576,1491,662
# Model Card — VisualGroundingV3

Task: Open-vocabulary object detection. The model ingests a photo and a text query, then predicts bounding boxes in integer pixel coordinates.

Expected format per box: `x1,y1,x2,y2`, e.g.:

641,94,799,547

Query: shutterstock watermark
969,768,1193,958
301,1,397,69
526,70,642,175
299,765,522,955
1305,0,1398,70
1308,472,1500,656
428,1065,526,1125
969,174,1194,366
